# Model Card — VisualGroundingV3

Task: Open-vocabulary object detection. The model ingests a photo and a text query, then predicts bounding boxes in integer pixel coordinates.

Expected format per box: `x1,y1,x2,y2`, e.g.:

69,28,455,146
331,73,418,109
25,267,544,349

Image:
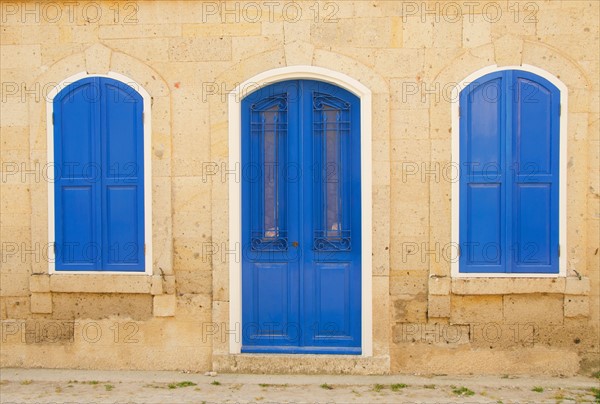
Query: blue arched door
241,80,362,354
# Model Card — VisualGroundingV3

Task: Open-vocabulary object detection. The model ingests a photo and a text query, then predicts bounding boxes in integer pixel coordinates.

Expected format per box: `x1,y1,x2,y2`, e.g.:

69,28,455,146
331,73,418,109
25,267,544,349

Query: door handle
292,241,299,248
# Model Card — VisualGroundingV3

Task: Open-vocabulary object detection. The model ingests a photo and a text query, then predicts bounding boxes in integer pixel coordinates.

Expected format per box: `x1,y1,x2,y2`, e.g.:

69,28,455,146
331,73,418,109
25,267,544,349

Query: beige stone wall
0,0,597,375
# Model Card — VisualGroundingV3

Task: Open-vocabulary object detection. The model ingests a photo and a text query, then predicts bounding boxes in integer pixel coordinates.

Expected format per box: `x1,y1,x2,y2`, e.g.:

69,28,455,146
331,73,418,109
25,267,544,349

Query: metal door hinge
52,113,55,125
558,244,561,257
144,244,147,255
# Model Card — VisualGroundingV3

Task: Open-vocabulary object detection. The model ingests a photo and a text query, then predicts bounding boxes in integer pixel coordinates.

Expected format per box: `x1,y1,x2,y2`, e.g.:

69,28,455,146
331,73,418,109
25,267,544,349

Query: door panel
242,80,361,354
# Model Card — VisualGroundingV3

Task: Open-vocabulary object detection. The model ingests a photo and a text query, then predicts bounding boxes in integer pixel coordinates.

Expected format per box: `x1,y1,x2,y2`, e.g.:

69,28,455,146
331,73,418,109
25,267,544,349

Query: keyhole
292,241,299,248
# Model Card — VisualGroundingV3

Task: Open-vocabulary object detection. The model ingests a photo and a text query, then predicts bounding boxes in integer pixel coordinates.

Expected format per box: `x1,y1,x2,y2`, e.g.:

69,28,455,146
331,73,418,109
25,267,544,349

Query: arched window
458,69,561,274
52,76,146,272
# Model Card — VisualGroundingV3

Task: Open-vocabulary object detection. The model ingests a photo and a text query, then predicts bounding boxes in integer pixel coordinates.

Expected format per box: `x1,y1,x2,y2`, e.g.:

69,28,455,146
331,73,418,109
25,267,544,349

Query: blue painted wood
54,77,144,271
510,71,560,274
460,73,506,273
459,70,560,274
241,80,361,354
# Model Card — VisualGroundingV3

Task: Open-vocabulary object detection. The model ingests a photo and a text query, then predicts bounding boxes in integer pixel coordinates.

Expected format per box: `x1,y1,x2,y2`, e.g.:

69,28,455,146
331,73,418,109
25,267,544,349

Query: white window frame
47,72,153,275
228,66,373,356
451,64,567,278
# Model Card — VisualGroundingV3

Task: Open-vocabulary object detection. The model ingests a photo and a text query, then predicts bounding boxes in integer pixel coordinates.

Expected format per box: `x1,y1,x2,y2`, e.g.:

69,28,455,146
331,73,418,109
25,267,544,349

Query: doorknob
292,241,299,248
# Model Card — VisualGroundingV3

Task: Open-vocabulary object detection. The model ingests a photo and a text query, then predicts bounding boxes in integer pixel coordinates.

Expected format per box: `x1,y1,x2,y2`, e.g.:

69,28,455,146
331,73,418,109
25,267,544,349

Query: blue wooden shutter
510,71,560,274
54,77,144,271
99,78,145,271
54,77,101,270
460,70,560,274
459,72,507,273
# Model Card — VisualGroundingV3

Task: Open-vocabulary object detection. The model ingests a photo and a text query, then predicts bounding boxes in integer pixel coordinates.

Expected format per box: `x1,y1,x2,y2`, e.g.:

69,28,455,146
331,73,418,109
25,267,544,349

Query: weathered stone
451,295,503,324
150,275,163,295
452,278,566,295
29,274,50,293
503,295,564,325
564,296,590,318
428,295,451,318
428,277,451,296
30,293,52,314
565,277,591,295
153,295,176,317
49,275,152,294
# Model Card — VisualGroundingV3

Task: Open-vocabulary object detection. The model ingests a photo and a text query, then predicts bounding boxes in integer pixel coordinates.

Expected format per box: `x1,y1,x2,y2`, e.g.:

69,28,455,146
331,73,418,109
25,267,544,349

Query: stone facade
0,0,598,375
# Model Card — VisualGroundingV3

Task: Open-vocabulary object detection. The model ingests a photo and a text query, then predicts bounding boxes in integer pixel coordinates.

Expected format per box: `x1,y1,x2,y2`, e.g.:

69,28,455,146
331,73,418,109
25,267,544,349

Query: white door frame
228,66,373,356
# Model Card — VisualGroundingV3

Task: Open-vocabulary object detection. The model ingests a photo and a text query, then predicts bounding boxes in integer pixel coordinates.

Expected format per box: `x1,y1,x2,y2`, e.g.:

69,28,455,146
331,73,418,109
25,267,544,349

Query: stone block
169,37,232,62
284,40,314,66
463,15,491,48
84,43,111,74
428,277,451,296
452,278,566,295
163,275,176,294
564,296,589,318
0,45,41,69
0,185,31,213
493,35,523,66
153,294,176,317
100,24,182,39
173,237,211,272
503,294,564,325
372,276,390,357
150,275,163,295
52,293,152,320
212,266,229,302
110,51,169,97
428,295,451,318
0,273,30,297
104,38,170,63
565,276,591,295
389,271,428,296
2,296,29,318
402,16,433,48
49,275,151,294
392,295,427,323
175,270,212,295
29,274,50,293
183,23,259,37
451,295,503,324
30,293,52,314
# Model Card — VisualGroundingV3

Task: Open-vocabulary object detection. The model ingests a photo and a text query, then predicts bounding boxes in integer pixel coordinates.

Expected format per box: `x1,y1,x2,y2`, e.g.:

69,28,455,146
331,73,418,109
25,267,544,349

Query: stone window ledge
450,276,589,296
29,274,176,316
29,274,170,295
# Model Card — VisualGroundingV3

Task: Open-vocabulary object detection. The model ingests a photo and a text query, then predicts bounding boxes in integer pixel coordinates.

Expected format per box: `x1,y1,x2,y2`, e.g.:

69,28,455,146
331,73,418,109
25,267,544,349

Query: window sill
30,273,165,294
451,276,589,295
